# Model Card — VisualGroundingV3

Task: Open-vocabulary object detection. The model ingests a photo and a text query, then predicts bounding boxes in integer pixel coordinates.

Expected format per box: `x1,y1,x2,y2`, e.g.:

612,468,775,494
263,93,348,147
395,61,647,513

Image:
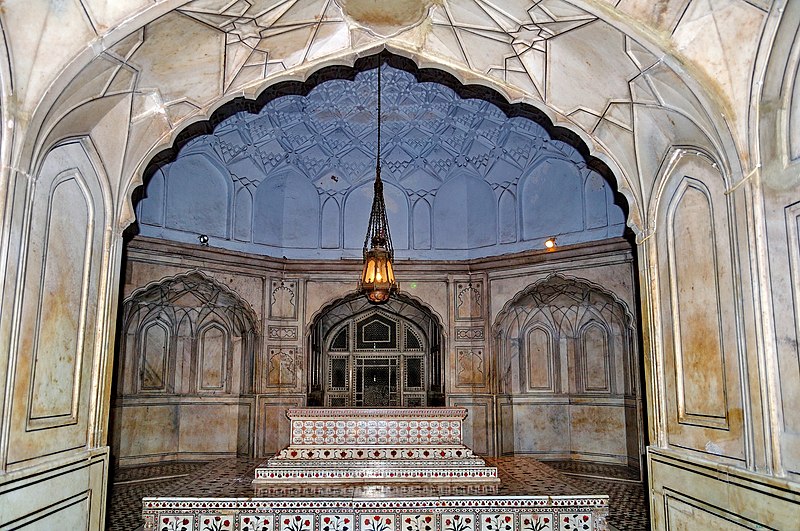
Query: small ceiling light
544,237,557,250
359,58,398,304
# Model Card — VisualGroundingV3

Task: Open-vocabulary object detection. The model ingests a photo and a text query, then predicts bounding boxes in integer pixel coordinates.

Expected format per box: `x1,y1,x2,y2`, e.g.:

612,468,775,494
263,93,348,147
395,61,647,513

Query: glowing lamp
358,57,398,303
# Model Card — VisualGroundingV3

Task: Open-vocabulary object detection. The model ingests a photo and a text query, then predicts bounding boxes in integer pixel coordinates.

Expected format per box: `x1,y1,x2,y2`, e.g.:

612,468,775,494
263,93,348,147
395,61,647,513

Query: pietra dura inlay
254,408,498,483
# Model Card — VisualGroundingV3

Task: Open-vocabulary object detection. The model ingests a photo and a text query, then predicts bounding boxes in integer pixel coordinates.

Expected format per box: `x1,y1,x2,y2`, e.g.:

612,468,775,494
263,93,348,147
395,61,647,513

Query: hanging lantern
359,59,398,303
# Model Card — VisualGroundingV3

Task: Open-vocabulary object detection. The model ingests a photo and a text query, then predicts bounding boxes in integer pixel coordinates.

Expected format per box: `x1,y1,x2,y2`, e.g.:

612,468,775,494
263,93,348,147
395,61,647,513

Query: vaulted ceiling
138,63,625,259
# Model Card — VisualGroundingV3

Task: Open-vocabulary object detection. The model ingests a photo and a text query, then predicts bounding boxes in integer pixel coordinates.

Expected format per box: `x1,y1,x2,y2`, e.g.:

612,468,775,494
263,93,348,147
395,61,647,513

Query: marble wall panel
498,398,515,456
116,404,180,461
569,404,628,462
649,449,800,530
752,0,800,481
654,153,746,464
114,400,252,464
257,396,305,457
0,453,107,531
511,402,571,456
178,403,240,455
447,395,494,456
6,141,108,466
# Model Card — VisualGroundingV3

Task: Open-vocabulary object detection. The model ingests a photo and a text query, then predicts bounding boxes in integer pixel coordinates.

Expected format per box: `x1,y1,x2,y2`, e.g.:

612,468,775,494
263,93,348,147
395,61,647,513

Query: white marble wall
0,140,117,527
1,1,799,529
115,236,641,463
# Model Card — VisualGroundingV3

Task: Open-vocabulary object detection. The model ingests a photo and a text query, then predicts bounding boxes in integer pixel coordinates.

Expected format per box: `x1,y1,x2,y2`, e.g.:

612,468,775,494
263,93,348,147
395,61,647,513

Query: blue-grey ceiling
137,65,625,260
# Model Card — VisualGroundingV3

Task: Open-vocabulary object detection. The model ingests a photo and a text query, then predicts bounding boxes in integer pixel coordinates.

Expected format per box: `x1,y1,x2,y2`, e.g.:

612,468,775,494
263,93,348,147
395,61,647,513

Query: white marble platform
254,408,499,484
139,457,610,531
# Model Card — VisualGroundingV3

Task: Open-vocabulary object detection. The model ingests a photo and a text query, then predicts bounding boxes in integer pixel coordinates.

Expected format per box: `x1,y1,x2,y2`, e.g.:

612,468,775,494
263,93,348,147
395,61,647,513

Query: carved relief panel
269,279,298,319
456,349,486,387
265,347,299,388
455,281,484,321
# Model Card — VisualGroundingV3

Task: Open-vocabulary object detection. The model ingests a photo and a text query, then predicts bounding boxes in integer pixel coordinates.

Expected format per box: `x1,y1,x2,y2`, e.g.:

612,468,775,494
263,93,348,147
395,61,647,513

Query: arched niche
433,173,497,249
5,139,110,465
520,158,583,240
253,172,320,248
118,270,259,398
651,150,747,466
307,292,444,407
493,274,641,468
164,153,230,238
344,179,409,250
113,270,260,465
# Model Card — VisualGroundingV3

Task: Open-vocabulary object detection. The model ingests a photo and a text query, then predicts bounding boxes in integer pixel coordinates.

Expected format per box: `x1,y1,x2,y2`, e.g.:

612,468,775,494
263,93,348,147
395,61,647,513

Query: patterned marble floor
106,457,649,531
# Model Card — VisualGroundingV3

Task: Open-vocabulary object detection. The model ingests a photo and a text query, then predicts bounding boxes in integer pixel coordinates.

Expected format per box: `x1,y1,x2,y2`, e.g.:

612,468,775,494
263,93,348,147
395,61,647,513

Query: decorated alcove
113,271,260,464
494,274,641,467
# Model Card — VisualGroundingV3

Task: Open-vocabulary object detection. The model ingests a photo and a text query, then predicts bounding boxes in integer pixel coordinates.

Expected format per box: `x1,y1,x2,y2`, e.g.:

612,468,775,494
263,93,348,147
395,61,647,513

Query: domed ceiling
137,64,625,260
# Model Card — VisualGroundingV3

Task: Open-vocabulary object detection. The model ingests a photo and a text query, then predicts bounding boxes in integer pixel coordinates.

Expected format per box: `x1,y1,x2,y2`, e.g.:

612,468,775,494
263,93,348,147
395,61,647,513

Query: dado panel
0,450,107,529
648,448,799,530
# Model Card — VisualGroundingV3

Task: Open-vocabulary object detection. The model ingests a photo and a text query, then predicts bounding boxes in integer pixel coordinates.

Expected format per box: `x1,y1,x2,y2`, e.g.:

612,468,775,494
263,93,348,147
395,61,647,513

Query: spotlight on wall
198,234,209,246
544,237,557,250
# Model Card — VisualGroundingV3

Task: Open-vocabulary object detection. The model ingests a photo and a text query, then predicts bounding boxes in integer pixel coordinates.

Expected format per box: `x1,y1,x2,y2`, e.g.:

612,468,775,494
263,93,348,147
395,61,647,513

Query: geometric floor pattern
106,457,649,531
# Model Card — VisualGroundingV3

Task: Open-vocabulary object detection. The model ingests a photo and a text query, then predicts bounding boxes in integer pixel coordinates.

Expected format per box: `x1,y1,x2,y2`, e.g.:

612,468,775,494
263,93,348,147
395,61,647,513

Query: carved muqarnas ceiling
137,65,625,260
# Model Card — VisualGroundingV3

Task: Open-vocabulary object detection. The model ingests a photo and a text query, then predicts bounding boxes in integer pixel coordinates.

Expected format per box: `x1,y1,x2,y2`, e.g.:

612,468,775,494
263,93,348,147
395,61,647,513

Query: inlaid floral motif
280,515,313,531
159,515,193,531
201,515,233,531
443,514,473,531
240,514,272,531
561,514,591,530
362,515,394,531
481,514,513,531
321,515,352,531
521,514,552,531
401,514,434,531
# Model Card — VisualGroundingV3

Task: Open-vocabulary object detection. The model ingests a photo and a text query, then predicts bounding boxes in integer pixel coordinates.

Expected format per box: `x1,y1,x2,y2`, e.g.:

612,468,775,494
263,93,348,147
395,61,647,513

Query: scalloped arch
120,48,645,235
492,272,637,333
123,269,260,335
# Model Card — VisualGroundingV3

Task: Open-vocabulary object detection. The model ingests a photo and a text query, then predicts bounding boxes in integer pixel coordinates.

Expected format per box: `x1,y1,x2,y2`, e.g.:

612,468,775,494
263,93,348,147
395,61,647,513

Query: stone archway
2,2,790,530
307,291,446,408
